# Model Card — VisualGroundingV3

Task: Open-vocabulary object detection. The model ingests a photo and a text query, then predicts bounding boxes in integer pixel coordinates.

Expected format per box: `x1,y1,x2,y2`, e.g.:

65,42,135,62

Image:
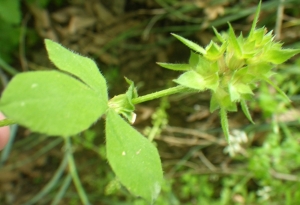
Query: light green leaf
209,93,220,113
211,87,237,112
106,110,163,204
0,71,107,136
205,41,225,60
226,102,238,112
261,31,274,45
174,71,206,90
212,27,225,43
228,83,240,102
220,108,230,142
229,82,253,102
237,84,253,95
263,48,300,64
0,0,21,24
156,62,190,71
194,57,219,80
226,53,245,70
228,23,242,57
125,77,138,100
248,62,272,77
108,94,135,122
108,78,137,123
188,51,200,68
45,39,108,100
204,74,219,92
251,27,266,45
240,100,254,124
171,33,206,54
249,0,262,37
262,75,290,102
194,56,211,75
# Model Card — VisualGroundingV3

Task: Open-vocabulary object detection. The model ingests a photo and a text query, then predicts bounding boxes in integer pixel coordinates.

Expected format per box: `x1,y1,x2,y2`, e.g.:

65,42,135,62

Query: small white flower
257,186,271,201
224,129,248,156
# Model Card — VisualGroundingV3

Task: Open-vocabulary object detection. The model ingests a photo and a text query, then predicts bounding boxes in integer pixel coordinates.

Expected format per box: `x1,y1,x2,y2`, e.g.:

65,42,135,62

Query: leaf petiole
131,85,194,105
0,118,16,127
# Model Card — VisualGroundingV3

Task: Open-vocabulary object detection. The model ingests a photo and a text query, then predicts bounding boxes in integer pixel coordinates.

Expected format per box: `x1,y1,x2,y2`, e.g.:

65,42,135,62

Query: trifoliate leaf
106,110,163,204
45,39,108,100
0,71,107,136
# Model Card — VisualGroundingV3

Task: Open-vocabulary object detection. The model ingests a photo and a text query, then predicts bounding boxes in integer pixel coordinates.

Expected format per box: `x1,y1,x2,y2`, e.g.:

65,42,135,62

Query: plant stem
0,119,16,127
0,57,18,76
131,85,194,104
65,137,91,205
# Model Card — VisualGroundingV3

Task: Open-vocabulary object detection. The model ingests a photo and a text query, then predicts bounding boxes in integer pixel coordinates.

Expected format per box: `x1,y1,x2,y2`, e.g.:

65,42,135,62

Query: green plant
0,1,299,204
0,0,21,66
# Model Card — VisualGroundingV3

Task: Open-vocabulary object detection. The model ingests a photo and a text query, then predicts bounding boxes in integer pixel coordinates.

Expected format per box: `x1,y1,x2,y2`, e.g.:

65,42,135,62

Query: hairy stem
131,85,194,104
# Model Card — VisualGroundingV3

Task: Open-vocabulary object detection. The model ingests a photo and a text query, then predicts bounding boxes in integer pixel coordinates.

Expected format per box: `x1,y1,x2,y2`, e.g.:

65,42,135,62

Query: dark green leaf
0,0,21,24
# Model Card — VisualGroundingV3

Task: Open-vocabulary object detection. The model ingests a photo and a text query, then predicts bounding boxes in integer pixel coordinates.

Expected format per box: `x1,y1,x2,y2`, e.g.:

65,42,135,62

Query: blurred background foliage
1,0,300,204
